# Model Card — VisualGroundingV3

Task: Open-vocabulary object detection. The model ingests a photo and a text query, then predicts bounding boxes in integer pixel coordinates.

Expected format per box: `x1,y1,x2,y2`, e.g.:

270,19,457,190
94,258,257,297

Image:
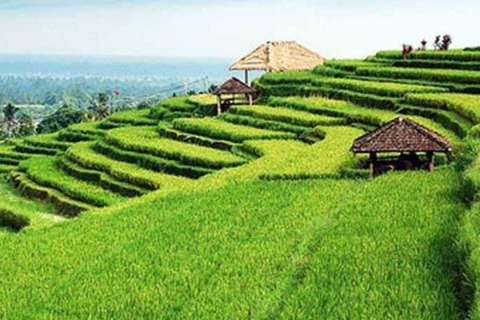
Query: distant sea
0,54,254,83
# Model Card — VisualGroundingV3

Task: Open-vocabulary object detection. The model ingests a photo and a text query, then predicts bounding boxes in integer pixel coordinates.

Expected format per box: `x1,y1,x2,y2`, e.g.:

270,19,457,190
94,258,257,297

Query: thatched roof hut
213,77,257,95
351,117,451,178
213,77,257,115
230,41,326,83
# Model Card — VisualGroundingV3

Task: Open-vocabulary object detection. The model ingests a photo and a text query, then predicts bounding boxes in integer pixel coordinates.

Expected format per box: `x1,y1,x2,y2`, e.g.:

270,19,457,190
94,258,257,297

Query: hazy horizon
0,0,478,60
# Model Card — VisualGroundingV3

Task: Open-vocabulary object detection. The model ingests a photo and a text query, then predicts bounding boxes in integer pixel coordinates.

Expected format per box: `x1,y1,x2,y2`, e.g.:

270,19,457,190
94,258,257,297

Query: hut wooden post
248,93,253,106
216,95,222,115
245,70,249,85
369,152,377,179
426,151,435,172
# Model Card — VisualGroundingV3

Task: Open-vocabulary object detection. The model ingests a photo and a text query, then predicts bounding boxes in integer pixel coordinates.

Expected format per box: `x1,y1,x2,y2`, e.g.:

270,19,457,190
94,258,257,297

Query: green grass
65,121,106,136
261,70,448,97
172,117,297,143
18,156,125,207
0,179,61,230
58,121,106,142
376,49,480,62
323,59,387,71
67,142,192,191
356,66,480,85
14,143,58,156
158,96,197,112
108,109,158,126
157,124,237,151
0,145,30,160
0,169,465,319
229,105,345,127
23,133,72,151
391,59,480,71
105,126,247,169
276,169,464,319
187,94,217,106
267,96,461,143
57,156,148,197
0,164,16,173
219,113,309,134
2,43,480,319
313,76,448,97
247,126,363,179
11,172,94,216
405,93,480,124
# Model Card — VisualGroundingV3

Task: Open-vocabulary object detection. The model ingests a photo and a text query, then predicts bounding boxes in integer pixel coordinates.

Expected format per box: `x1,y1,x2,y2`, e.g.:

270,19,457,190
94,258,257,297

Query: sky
0,0,478,59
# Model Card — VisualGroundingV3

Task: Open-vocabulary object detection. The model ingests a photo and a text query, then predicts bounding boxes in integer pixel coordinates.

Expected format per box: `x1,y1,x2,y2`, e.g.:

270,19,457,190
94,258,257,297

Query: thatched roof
213,77,257,95
230,41,326,72
351,117,451,153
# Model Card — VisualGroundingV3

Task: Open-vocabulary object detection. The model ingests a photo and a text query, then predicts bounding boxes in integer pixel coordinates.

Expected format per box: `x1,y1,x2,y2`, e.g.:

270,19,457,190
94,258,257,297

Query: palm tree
88,92,111,121
1,103,20,137
3,103,19,122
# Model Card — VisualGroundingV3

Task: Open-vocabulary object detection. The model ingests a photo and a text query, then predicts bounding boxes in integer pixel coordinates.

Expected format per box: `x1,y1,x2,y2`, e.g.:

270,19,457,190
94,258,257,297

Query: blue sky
0,0,478,59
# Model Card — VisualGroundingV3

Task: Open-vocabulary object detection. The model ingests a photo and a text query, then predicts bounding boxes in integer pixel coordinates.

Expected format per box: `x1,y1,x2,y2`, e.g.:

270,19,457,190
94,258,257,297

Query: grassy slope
0,178,62,230
0,169,464,319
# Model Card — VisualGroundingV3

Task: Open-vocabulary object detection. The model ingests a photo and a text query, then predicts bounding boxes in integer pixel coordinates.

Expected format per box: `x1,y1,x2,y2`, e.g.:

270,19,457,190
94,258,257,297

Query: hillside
2,48,480,318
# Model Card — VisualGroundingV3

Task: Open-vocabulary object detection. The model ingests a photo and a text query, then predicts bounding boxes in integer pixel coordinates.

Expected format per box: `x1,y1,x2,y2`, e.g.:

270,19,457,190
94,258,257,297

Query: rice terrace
2,1,480,319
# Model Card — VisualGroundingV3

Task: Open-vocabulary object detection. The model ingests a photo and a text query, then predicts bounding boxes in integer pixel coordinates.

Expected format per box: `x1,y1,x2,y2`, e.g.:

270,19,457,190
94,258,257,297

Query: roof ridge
229,41,325,72
351,117,451,153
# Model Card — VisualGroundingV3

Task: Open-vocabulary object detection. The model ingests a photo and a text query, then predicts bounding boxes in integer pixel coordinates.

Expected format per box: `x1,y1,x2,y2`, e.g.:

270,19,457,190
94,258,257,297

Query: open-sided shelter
230,41,326,84
213,77,257,115
351,117,452,178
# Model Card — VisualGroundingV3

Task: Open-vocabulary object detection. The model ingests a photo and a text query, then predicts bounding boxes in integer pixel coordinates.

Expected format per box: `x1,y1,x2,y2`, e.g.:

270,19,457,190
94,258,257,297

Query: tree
1,103,20,138
37,104,84,134
88,92,111,120
136,101,150,109
17,113,35,137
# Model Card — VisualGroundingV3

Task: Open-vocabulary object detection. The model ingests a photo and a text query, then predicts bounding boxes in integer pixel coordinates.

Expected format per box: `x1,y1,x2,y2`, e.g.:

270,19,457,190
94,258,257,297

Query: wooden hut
230,41,326,84
351,117,452,178
213,77,257,115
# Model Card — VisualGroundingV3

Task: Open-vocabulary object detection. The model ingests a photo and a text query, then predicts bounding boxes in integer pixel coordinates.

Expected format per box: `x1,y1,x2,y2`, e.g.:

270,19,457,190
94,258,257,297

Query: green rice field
2,45,480,319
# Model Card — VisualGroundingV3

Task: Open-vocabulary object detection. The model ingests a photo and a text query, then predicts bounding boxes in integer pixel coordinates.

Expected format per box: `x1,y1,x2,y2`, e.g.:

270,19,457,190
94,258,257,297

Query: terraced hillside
3,48,480,318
